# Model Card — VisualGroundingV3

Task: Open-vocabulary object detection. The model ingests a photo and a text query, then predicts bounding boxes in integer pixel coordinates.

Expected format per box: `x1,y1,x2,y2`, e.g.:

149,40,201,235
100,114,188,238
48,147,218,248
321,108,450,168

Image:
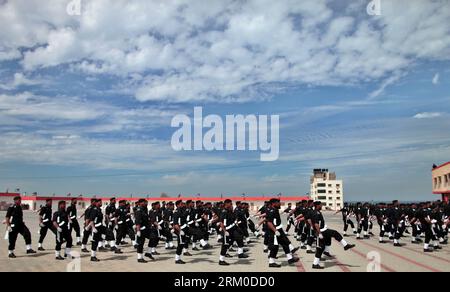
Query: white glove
195,222,199,227
39,223,45,228
225,231,230,237
431,219,437,224
7,226,13,233
92,228,98,234
137,231,141,238
319,233,324,240
84,226,90,231
180,230,185,236
275,230,281,237
57,227,63,233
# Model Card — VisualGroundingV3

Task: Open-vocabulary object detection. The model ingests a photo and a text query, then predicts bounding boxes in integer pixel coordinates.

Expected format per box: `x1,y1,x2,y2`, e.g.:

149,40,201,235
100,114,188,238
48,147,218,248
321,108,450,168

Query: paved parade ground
0,211,449,272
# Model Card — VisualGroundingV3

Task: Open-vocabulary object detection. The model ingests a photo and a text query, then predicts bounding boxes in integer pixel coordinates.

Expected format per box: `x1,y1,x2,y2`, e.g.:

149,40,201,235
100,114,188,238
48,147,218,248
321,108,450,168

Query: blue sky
0,0,450,201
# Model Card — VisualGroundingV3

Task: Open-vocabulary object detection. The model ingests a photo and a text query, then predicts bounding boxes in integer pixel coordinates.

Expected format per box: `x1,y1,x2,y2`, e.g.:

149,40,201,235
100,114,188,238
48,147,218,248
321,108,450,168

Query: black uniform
89,206,105,252
6,204,32,252
67,203,81,241
265,206,291,259
219,208,244,257
115,205,136,246
82,205,94,246
105,203,117,243
173,207,189,256
53,208,73,252
38,205,57,244
162,208,174,245
134,206,151,255
311,209,344,260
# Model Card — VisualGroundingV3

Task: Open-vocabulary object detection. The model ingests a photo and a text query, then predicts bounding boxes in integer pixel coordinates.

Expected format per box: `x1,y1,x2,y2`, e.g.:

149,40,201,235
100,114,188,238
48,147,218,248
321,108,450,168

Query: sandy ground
0,210,448,272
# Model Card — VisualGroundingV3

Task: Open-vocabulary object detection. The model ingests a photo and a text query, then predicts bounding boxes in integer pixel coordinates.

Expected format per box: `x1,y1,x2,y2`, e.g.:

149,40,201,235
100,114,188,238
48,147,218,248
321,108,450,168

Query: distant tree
161,192,169,198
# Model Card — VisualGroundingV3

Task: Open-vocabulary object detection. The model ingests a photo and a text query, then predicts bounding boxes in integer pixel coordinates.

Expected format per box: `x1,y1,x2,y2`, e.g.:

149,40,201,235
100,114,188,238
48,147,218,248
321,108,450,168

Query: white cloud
413,112,443,119
432,73,440,85
0,0,449,103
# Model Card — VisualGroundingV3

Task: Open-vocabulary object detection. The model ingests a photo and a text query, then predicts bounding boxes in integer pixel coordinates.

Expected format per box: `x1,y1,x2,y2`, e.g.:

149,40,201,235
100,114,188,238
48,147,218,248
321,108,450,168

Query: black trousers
268,233,291,259
105,224,115,241
70,219,81,238
248,219,257,233
56,228,73,251
343,218,355,232
147,228,159,248
161,227,173,243
136,229,150,254
8,224,32,251
91,226,106,251
220,229,244,256
357,218,368,234
176,231,189,256
423,224,433,244
39,223,57,244
189,226,205,243
115,223,136,245
315,229,343,259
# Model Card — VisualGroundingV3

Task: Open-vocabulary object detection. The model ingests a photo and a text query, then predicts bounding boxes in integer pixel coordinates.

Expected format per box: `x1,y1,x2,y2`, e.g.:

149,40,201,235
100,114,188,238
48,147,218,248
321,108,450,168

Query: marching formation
4,195,448,270
332,200,450,252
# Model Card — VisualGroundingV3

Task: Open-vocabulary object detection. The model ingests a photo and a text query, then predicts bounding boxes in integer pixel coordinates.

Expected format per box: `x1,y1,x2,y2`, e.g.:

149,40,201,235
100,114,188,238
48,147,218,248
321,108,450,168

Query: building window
317,183,326,187
328,191,332,194
328,184,332,187
336,197,341,200
434,177,438,189
337,203,341,206
329,203,333,206
318,189,326,194
336,190,340,194
318,196,327,200
328,197,332,200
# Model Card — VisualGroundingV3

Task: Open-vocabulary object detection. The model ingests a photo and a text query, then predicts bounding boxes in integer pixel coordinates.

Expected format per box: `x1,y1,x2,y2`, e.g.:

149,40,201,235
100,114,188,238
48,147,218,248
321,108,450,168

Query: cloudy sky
0,0,449,201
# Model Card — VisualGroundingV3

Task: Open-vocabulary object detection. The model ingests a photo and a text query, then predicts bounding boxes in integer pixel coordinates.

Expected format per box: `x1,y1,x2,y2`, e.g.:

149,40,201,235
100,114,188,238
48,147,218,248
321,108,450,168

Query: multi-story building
432,161,450,202
310,169,343,210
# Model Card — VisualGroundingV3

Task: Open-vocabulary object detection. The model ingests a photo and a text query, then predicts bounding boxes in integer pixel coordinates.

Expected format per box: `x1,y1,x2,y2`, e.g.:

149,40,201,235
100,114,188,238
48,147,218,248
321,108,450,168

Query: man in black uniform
5,196,36,258
135,199,154,263
411,202,434,252
162,201,175,249
266,198,299,268
386,200,402,246
114,200,136,250
105,197,117,250
38,199,57,251
311,201,355,269
218,199,248,266
146,201,162,256
356,202,369,239
336,203,356,237
88,199,107,262
53,201,73,260
173,200,189,264
81,198,96,253
67,198,82,246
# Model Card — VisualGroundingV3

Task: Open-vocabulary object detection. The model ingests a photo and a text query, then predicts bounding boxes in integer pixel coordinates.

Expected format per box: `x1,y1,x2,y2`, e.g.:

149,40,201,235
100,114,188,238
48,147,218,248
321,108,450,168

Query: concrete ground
0,210,448,272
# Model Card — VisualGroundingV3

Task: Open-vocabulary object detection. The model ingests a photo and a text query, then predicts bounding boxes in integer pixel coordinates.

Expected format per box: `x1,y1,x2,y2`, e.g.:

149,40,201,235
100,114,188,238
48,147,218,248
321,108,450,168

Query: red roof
0,193,309,202
433,191,450,194
0,193,20,197
432,161,450,171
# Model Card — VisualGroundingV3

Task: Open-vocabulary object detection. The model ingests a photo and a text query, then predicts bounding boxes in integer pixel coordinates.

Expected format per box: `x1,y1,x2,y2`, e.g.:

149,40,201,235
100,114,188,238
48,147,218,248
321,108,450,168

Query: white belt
95,223,102,227
225,223,235,230
70,216,76,220
196,218,202,222
158,220,164,225
126,219,131,222
42,219,49,223
276,224,283,230
118,221,124,224
320,226,328,232
140,226,146,230
58,222,66,227
180,224,187,229
188,221,194,225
